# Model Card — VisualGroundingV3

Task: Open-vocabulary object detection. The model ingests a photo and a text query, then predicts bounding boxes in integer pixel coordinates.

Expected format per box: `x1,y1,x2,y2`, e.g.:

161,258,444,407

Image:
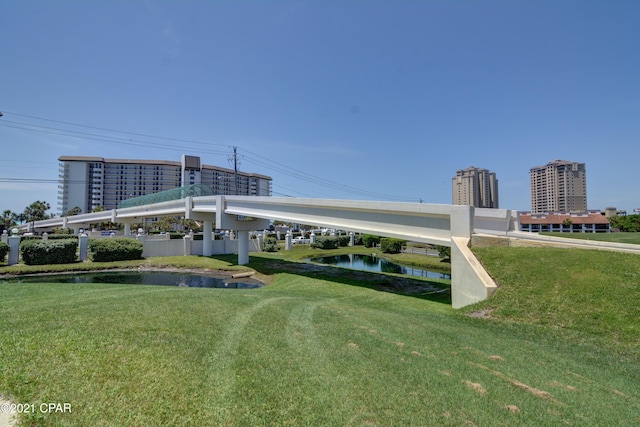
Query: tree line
608,214,640,232
1,200,53,233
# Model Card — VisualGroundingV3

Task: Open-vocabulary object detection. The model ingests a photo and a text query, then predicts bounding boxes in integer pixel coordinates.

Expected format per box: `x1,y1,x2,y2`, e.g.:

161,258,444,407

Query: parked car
292,236,310,244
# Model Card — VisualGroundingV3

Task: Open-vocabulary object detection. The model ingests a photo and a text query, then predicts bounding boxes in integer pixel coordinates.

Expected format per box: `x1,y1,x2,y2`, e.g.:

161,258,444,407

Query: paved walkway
475,232,640,254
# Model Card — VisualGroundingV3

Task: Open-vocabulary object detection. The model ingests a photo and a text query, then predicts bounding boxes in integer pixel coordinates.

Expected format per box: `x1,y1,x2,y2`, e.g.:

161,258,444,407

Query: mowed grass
0,248,639,426
541,231,640,245
468,247,640,350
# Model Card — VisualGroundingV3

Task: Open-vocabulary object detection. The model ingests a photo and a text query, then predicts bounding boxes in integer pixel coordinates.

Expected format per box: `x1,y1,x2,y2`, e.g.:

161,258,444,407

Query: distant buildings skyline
52,153,607,217
452,159,591,214
530,159,587,214
452,166,499,209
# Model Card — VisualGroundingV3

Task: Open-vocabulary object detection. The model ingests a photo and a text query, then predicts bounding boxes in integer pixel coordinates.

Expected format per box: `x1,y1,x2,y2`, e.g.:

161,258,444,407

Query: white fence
138,235,240,258
1,232,262,264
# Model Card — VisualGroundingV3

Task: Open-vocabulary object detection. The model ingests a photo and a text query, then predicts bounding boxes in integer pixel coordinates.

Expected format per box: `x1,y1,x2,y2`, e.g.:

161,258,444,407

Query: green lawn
541,231,640,245
1,247,639,426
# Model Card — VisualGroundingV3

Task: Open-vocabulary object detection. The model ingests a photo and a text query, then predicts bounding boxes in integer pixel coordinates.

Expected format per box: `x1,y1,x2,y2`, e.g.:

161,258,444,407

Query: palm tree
66,206,82,216
22,201,51,232
1,210,17,232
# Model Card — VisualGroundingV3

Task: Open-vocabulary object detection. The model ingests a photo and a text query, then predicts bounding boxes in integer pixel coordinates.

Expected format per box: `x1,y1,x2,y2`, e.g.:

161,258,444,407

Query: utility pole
233,146,238,195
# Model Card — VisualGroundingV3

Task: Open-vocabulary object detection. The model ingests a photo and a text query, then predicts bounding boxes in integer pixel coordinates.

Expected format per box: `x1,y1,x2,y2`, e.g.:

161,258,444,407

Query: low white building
519,211,610,233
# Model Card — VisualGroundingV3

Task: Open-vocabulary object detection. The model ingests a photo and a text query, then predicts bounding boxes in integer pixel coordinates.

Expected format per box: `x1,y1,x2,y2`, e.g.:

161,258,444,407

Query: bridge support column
450,206,498,308
203,220,213,256
124,223,131,237
451,237,498,308
237,230,249,265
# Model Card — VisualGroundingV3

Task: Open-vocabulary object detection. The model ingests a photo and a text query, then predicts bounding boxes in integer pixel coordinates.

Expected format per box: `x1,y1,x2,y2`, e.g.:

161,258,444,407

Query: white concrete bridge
16,196,520,308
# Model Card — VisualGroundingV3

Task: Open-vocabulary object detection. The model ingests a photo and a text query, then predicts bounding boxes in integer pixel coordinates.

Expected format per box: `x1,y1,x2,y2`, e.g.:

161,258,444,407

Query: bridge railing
473,208,517,235
221,196,457,246
116,199,190,220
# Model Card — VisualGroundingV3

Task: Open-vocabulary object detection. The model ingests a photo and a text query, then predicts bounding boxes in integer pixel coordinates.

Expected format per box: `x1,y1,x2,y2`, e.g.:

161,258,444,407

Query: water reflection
307,254,451,280
3,271,264,289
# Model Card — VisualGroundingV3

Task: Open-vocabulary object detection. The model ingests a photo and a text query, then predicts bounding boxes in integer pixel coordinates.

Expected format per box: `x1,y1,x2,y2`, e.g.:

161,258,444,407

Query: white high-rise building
530,159,587,214
58,155,272,214
452,166,499,208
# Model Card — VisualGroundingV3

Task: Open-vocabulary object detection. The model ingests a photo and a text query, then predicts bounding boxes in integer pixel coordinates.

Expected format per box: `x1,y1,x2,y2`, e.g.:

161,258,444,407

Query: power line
0,110,230,148
241,149,417,202
0,178,73,183
0,120,230,156
0,110,423,202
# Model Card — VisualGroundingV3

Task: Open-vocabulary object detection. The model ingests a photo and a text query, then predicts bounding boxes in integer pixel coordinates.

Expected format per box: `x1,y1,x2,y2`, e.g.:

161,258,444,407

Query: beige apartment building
530,159,587,214
452,166,499,208
58,154,272,215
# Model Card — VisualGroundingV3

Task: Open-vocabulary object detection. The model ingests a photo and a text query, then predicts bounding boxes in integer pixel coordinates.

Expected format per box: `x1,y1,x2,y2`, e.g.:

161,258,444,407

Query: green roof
118,184,215,209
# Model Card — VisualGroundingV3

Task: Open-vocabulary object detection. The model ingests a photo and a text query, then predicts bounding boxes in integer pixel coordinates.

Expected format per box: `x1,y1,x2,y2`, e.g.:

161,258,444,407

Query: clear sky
1,1,639,216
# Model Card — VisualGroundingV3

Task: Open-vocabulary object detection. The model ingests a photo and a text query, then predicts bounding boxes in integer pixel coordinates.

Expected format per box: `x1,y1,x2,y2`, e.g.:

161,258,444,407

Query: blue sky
1,1,639,215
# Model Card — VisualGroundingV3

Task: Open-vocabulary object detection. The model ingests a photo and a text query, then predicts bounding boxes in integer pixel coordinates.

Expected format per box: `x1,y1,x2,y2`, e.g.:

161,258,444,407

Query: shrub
362,234,380,248
337,235,351,247
47,234,79,240
89,238,143,262
380,238,405,254
436,245,451,259
52,227,74,235
0,242,9,262
311,236,339,250
263,237,279,252
20,239,78,265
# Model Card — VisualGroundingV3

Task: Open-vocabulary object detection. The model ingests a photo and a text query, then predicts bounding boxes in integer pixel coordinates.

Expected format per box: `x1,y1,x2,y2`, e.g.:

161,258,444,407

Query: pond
2,271,264,289
306,254,451,280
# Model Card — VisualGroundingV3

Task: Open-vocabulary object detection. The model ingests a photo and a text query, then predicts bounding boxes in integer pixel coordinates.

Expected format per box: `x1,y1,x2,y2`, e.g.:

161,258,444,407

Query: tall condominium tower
530,159,587,214
58,155,272,215
452,166,499,208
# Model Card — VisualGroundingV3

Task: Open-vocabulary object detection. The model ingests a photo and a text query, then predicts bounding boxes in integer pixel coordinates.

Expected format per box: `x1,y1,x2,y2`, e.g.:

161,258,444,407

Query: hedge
380,238,406,254
89,238,144,262
0,242,9,262
436,245,451,259
263,237,279,252
362,234,380,248
336,235,351,247
46,234,79,240
20,239,78,265
311,236,340,250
